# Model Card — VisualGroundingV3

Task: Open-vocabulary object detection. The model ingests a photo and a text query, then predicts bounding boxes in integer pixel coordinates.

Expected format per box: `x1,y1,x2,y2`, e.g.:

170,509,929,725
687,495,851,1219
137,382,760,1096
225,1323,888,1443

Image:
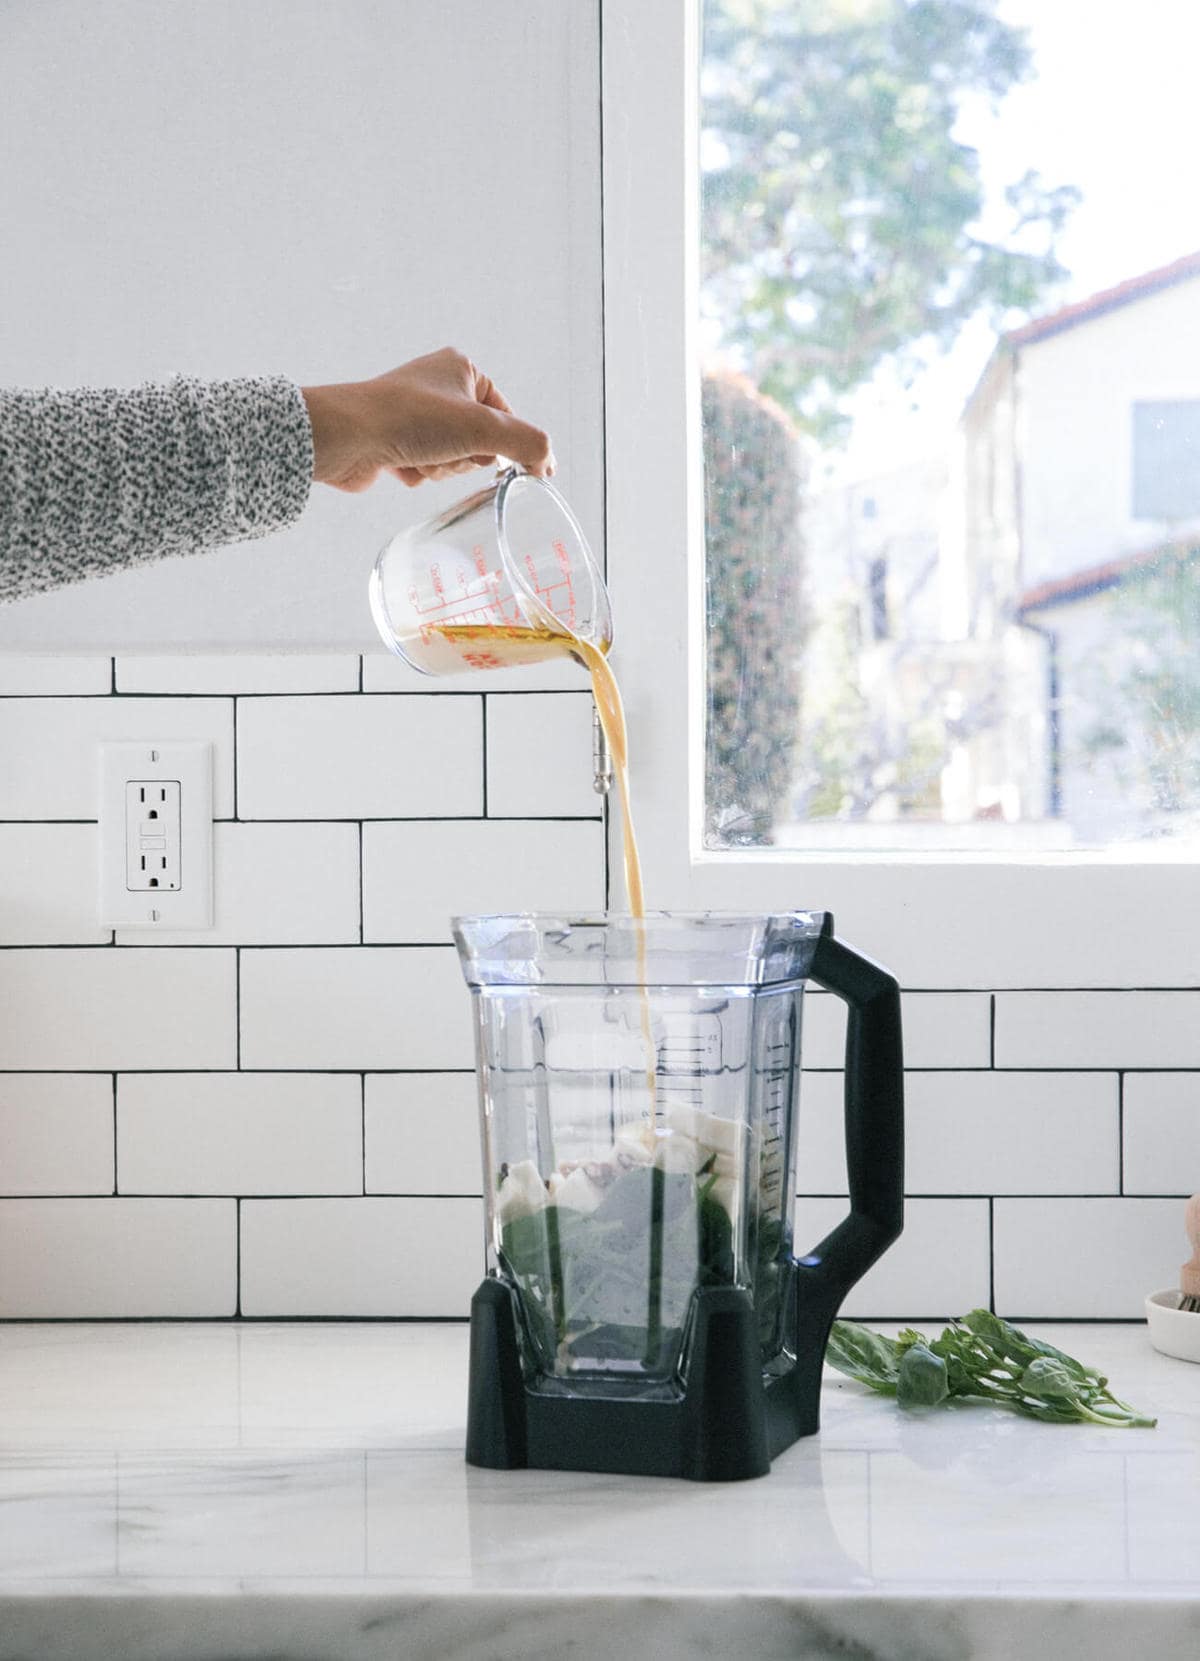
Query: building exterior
959,251,1200,843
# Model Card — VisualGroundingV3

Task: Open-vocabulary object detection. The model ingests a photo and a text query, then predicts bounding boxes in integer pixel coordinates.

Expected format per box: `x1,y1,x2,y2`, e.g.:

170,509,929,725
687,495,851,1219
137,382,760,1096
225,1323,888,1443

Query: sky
826,0,1200,484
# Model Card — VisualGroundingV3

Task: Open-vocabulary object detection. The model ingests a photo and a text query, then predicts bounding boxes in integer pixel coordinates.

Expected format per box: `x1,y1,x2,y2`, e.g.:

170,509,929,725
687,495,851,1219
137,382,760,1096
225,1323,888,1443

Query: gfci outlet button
98,743,213,929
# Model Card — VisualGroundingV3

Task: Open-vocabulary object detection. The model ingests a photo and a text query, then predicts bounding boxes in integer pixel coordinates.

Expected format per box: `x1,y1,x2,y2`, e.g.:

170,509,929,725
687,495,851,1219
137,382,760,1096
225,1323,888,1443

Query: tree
701,0,1079,436
704,370,806,845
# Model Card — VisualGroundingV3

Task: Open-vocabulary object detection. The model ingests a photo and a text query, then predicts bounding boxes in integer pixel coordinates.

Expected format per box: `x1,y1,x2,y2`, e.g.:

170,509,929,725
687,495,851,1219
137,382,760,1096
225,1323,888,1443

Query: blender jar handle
803,931,904,1297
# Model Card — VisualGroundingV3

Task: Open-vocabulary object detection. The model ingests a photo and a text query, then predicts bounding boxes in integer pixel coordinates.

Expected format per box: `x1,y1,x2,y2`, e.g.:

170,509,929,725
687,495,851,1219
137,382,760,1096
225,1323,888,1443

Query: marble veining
1,1321,1198,1659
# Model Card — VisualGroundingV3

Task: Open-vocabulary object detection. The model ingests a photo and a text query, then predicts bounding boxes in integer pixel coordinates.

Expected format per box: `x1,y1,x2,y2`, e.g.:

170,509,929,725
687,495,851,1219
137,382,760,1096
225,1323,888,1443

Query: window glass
700,0,1200,851
1132,401,1200,521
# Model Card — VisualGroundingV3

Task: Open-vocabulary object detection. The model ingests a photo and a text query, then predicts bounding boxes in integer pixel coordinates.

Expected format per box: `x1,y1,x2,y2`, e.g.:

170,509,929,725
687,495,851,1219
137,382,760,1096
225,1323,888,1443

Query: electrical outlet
99,743,213,929
125,780,182,890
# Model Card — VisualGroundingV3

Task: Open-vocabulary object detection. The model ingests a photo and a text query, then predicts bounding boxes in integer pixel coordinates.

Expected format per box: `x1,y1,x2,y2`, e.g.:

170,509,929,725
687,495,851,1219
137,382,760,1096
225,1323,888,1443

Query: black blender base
464,1270,830,1483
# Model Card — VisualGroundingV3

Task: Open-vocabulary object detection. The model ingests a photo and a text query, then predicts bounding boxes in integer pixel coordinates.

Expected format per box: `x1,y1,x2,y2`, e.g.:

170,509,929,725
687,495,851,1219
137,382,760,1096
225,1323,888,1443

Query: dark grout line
481,696,488,817
989,994,996,1067
232,697,239,820
1118,1071,1125,1195
988,1197,995,1312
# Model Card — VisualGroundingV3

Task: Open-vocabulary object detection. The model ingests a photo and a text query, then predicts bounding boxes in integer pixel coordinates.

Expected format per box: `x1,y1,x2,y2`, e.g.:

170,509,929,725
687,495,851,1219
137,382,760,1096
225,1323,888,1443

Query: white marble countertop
0,1319,1197,1660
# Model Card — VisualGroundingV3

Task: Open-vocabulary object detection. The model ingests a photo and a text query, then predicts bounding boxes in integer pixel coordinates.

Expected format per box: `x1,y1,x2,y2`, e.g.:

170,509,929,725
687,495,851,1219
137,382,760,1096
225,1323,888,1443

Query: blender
454,910,903,1482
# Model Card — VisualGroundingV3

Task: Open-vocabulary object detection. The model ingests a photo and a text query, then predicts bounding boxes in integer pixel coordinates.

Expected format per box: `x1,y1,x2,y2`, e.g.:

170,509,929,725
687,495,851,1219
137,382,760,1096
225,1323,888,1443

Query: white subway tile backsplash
0,948,236,1071
0,1075,113,1195
0,697,234,818
902,993,993,1068
795,1073,847,1193
0,824,109,944
798,1071,1117,1197
906,1071,1118,1195
239,947,471,1070
240,1196,484,1315
993,1196,1186,1317
116,822,359,946
237,695,482,820
0,664,1195,1323
117,1073,363,1195
485,693,599,817
116,654,360,694
362,819,604,943
364,1073,479,1194
1123,1073,1200,1195
0,656,110,695
995,991,1200,1070
364,652,582,694
797,995,844,1070
801,991,992,1070
0,1198,236,1316
794,1196,990,1317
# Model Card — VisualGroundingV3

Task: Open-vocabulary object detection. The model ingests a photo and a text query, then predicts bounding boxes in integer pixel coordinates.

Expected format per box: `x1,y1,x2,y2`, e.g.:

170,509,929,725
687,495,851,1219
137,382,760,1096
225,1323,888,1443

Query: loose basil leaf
897,1343,950,1409
826,1321,901,1392
1020,1356,1079,1402
961,1309,1099,1385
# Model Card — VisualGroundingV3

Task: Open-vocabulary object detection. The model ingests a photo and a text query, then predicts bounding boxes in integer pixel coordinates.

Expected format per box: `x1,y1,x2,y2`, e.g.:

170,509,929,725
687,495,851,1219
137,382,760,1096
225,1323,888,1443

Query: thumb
473,406,555,477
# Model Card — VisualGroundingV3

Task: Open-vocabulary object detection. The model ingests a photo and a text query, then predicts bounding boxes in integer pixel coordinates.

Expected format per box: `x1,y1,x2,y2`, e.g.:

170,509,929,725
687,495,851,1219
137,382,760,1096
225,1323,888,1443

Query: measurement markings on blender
758,1035,795,1208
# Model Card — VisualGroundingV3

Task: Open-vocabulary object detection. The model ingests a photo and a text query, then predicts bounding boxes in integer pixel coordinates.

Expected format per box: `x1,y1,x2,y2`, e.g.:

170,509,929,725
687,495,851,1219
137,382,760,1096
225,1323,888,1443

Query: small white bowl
1146,1289,1200,1363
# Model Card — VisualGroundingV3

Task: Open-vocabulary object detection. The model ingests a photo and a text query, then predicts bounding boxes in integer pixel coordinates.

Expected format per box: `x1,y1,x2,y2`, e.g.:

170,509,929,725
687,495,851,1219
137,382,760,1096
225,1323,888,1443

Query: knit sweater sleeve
0,375,314,603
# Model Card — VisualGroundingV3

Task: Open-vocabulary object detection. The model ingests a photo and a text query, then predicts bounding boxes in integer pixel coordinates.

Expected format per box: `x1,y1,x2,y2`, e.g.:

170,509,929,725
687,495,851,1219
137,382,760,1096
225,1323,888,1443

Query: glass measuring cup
369,466,612,673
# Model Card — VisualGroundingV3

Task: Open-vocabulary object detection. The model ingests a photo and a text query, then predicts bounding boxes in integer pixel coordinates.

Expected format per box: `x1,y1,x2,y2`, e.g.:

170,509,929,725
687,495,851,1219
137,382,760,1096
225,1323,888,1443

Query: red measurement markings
522,545,578,629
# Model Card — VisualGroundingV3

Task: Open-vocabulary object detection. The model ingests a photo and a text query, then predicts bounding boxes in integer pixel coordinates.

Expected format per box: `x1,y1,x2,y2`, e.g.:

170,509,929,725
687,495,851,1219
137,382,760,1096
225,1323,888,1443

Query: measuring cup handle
802,931,904,1297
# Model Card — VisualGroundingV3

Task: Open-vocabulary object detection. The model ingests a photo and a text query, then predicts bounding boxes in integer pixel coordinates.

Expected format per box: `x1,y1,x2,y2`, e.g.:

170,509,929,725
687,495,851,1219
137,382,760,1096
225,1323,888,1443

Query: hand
301,347,555,492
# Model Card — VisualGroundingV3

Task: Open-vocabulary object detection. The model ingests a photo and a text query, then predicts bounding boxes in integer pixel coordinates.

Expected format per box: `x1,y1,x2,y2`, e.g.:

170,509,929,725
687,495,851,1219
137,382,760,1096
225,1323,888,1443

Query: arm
0,348,553,605
0,375,313,603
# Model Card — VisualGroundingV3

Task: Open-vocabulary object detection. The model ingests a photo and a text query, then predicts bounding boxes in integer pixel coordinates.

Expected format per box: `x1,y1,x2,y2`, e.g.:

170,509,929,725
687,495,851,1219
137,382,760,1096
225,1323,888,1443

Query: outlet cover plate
99,742,213,929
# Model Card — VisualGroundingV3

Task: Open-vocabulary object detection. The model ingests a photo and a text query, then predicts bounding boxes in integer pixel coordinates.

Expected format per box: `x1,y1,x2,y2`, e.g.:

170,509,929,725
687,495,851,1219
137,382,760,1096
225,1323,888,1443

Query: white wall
1018,276,1200,585
0,0,603,649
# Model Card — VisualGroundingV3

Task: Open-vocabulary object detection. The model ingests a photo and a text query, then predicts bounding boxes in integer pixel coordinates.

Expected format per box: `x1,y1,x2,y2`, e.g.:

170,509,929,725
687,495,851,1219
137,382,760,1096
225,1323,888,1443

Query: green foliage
703,369,807,844
701,0,1079,436
499,1166,741,1374
1077,547,1200,820
897,1342,950,1407
827,1310,1157,1426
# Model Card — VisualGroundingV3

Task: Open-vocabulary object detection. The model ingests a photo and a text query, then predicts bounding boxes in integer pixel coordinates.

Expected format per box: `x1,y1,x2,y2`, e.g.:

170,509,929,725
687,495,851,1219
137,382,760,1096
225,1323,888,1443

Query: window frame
598,0,1200,989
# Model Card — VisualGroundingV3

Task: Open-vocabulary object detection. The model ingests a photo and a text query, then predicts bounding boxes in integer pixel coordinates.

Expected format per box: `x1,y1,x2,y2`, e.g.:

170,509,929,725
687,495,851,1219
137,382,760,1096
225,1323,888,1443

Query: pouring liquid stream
433,623,655,1130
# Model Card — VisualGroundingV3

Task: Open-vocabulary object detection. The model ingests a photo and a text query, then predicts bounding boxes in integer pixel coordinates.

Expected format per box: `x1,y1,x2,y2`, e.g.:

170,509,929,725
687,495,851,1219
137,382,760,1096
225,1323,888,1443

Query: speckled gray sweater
0,376,313,603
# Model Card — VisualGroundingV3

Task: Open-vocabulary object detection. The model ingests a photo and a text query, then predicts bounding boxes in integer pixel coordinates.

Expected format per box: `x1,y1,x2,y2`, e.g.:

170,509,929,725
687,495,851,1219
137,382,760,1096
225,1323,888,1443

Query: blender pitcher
455,910,904,1483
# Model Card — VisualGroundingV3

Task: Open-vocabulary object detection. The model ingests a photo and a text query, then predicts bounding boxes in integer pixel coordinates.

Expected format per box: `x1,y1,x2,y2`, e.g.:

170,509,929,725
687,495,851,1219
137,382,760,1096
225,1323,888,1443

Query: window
599,0,1200,989
1132,400,1200,522
697,0,1200,853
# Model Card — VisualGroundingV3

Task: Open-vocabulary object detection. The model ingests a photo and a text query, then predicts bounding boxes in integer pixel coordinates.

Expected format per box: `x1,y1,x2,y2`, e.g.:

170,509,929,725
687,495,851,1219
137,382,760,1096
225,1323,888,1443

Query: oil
432,624,644,917
434,622,655,1126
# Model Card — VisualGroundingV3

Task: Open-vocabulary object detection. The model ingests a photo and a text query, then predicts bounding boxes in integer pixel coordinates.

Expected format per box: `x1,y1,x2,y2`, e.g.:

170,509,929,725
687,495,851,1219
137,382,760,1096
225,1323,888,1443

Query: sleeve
0,374,314,603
